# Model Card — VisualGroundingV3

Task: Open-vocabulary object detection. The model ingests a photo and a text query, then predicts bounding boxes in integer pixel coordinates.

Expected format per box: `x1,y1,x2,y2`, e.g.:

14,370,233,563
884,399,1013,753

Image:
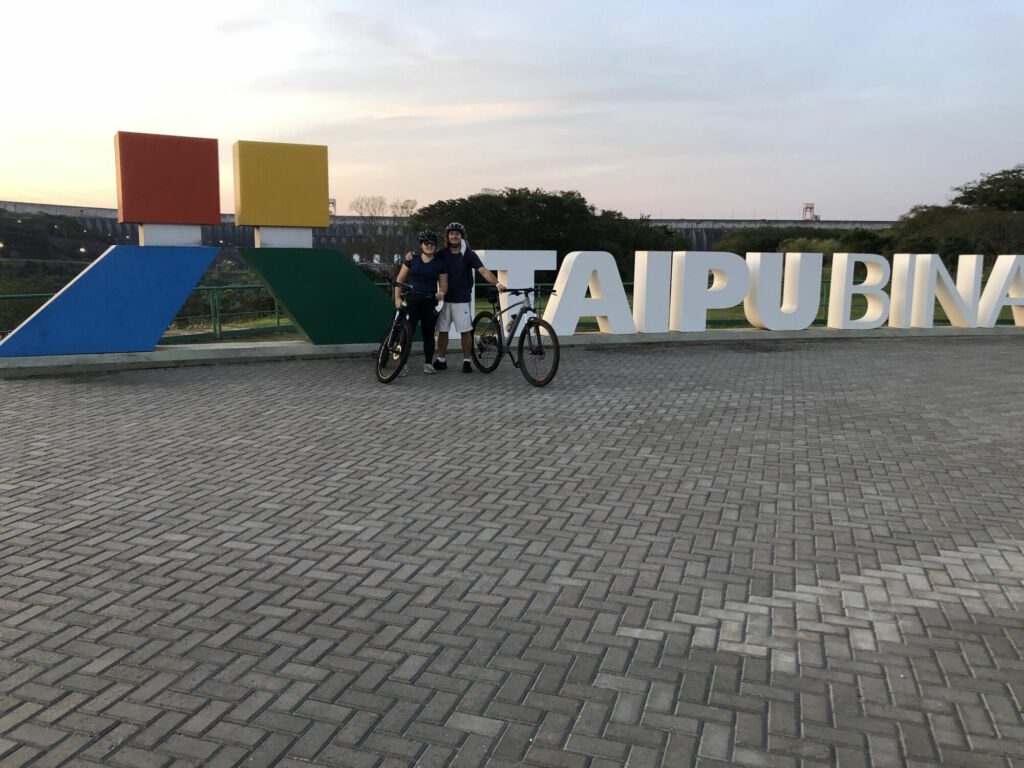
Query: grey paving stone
1,338,1024,766
446,711,505,738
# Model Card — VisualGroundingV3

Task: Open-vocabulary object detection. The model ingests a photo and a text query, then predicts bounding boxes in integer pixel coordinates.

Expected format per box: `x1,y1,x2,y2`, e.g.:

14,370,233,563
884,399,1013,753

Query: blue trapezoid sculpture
0,245,218,357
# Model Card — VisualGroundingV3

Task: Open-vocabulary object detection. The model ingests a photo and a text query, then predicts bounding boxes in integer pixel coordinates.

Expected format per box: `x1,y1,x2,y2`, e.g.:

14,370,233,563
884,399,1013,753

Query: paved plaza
1,336,1023,768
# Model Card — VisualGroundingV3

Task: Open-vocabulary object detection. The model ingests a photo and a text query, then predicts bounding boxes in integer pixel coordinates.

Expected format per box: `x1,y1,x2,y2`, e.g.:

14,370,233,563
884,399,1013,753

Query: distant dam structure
2,201,895,254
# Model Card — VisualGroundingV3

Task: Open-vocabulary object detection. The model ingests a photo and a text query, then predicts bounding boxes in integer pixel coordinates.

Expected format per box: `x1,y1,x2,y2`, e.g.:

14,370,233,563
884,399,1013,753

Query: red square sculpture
115,131,220,225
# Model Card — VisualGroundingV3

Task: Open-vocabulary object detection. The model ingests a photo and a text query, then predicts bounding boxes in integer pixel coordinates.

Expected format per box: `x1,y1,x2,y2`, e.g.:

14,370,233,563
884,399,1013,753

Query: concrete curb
1,327,1020,378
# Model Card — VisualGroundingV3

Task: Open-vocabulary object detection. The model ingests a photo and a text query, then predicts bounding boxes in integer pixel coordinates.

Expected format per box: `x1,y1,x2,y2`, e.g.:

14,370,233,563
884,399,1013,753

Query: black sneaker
432,359,448,371
462,360,473,373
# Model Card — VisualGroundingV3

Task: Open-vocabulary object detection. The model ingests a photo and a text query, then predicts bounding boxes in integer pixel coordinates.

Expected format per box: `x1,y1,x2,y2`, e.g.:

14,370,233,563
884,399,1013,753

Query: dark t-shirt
405,254,448,296
437,247,484,303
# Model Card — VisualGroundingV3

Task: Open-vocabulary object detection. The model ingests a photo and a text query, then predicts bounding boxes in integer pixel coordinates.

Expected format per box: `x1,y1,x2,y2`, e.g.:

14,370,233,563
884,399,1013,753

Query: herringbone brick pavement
1,336,1023,767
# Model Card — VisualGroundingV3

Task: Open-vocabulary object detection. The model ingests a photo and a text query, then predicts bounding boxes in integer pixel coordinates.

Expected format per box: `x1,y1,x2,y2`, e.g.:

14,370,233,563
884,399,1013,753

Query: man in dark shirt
431,222,504,373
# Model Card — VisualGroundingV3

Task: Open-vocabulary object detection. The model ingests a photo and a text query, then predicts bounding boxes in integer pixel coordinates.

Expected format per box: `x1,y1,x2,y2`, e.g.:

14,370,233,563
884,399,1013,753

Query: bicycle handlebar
484,287,557,297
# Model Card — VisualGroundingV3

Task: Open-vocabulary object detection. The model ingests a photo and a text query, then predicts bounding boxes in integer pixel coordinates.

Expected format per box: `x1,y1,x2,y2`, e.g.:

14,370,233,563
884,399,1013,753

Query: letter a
545,251,635,336
977,254,1024,327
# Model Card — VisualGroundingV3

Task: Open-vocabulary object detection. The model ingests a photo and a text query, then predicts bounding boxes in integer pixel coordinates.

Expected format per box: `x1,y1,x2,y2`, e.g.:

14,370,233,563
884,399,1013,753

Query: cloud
2,0,1023,219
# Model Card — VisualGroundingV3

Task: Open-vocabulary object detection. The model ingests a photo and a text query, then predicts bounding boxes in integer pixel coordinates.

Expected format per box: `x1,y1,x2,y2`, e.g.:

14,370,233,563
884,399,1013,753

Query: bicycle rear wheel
471,311,503,373
375,319,412,383
517,318,559,386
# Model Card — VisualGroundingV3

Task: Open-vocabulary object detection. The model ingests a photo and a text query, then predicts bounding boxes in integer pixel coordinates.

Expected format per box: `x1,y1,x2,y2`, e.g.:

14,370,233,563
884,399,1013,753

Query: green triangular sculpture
240,248,393,344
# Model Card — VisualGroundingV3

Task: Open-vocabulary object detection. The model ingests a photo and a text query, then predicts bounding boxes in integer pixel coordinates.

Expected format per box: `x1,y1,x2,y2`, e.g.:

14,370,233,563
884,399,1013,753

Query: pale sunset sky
1,0,1021,220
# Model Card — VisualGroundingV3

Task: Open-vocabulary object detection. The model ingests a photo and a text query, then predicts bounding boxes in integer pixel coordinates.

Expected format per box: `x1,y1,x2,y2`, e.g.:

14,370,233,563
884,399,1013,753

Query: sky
1,0,1022,221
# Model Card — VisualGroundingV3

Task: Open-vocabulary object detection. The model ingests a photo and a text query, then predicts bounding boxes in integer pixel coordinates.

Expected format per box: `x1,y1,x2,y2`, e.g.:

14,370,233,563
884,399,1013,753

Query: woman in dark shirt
393,230,448,375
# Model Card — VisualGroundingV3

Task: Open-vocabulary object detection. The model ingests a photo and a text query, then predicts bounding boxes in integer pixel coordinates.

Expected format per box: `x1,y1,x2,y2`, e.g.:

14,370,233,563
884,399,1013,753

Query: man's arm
477,266,506,292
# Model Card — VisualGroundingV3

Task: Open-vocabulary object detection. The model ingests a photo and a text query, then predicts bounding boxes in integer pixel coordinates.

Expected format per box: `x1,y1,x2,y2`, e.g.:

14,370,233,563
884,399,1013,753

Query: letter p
670,251,750,332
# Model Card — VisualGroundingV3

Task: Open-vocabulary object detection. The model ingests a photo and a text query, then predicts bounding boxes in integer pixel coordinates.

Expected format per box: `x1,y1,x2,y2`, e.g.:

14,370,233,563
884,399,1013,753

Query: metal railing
0,293,56,338
0,284,294,342
161,284,292,343
0,278,1014,341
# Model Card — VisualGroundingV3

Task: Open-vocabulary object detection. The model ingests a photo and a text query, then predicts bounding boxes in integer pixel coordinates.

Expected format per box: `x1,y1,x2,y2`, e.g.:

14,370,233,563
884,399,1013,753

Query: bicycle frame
485,290,538,367
374,279,414,383
388,283,412,330
386,306,406,334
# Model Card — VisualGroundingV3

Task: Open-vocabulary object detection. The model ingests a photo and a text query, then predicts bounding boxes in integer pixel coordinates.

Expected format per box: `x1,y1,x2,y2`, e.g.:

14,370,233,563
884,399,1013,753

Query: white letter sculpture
744,252,822,331
670,251,750,332
978,254,1024,327
888,253,921,328
544,251,635,336
477,250,557,335
633,251,672,333
827,253,891,329
890,253,985,328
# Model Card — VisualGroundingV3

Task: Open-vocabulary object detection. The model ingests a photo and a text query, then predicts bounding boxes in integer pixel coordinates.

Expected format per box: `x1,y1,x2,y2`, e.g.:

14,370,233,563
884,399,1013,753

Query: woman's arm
437,274,448,302
394,265,409,308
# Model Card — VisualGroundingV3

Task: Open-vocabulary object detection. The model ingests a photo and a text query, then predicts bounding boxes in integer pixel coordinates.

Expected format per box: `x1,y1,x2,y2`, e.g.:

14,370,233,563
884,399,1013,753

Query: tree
349,196,417,262
389,198,417,219
349,195,388,221
713,226,841,255
951,164,1024,211
712,226,890,257
410,187,689,277
886,205,1024,263
884,164,1024,263
836,228,888,254
776,237,842,255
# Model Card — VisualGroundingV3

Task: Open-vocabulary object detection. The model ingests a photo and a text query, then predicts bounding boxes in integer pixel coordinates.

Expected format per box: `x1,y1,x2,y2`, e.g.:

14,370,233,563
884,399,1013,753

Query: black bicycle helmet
445,222,466,235
417,229,438,245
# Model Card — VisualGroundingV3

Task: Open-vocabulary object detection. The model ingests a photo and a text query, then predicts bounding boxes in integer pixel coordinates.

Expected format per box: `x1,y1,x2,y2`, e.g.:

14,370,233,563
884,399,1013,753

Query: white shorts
437,302,473,334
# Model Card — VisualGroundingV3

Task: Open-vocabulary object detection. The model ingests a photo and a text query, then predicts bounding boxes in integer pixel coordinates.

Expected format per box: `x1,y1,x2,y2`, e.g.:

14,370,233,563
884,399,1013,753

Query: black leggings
406,296,438,363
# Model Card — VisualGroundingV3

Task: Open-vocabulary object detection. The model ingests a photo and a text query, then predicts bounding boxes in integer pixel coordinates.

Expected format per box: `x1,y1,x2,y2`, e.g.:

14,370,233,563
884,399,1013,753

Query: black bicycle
375,280,413,383
471,287,560,386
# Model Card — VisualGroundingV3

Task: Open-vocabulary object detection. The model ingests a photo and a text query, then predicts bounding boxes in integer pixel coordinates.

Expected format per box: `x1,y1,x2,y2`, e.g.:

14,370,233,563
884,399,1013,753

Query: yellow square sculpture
233,141,330,227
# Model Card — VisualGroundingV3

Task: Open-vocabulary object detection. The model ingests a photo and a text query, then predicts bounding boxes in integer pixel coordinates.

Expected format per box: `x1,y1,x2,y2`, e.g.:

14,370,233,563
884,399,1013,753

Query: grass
160,315,301,344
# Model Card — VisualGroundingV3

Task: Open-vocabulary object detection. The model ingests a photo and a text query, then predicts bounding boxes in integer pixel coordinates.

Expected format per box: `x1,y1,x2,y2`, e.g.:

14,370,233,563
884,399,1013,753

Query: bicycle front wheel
517,318,559,386
471,311,503,373
375,319,412,383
